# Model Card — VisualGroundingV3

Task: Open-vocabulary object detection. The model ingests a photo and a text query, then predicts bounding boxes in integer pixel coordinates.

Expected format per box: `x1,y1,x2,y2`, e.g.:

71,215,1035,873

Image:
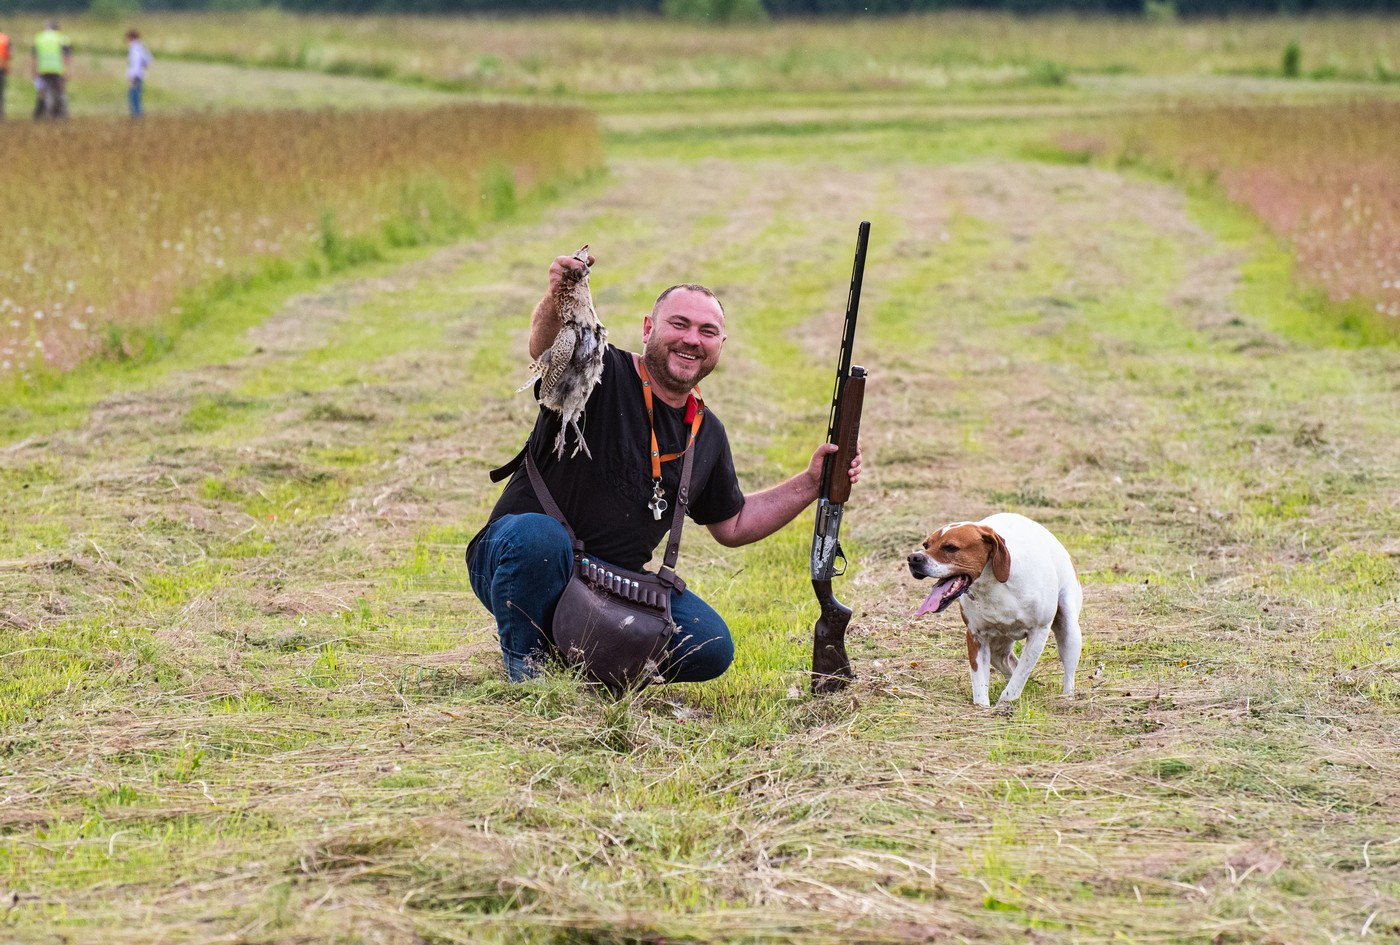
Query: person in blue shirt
125,29,152,118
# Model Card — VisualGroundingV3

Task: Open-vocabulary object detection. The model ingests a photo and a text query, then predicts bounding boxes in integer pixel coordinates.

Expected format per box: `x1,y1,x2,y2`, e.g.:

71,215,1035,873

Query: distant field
7,11,1400,331
15,10,1400,97
0,52,459,118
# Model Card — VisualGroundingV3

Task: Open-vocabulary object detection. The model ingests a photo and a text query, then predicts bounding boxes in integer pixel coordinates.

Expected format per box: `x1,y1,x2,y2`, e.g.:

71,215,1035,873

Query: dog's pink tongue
915,579,958,618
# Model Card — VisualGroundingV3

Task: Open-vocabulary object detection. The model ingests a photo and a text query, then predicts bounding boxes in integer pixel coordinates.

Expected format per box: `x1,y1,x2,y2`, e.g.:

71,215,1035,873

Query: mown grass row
1071,101,1400,342
0,103,600,383
24,10,1400,96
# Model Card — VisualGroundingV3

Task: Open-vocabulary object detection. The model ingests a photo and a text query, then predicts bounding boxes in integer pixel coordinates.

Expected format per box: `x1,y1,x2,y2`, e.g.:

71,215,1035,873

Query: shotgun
810,221,870,695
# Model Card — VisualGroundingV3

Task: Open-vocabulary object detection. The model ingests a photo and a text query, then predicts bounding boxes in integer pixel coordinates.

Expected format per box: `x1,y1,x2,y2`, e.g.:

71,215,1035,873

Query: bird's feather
516,348,554,393
537,330,578,401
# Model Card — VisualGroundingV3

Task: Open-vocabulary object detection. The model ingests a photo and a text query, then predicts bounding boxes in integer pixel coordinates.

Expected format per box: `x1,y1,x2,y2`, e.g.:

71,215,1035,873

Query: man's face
642,288,727,394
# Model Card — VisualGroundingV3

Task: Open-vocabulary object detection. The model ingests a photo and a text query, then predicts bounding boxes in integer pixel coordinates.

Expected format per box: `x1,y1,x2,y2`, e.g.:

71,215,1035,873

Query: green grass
2,20,1400,945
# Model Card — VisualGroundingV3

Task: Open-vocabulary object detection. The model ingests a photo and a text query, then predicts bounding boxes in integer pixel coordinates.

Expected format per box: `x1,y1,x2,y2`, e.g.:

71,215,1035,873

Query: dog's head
907,522,1011,617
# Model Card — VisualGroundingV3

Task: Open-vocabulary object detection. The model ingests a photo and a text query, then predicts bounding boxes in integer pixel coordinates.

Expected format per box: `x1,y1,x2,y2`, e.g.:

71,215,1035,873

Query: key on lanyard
649,481,668,521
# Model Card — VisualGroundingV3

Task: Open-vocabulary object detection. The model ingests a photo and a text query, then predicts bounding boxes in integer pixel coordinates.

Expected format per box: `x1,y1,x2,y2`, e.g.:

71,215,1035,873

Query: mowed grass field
2,13,1400,945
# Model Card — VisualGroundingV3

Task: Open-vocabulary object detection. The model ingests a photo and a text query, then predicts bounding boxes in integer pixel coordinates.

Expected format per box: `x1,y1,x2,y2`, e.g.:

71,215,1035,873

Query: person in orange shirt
0,29,11,120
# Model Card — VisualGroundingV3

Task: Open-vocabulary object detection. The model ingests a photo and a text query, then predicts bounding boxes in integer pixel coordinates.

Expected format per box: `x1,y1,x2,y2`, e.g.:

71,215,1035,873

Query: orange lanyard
638,362,703,517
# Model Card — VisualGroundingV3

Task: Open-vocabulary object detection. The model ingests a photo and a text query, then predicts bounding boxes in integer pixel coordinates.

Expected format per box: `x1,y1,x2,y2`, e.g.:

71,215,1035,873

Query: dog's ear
980,527,1011,582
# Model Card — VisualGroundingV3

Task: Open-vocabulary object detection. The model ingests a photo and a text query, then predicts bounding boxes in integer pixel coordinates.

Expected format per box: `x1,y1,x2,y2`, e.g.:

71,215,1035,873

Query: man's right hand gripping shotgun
810,221,870,695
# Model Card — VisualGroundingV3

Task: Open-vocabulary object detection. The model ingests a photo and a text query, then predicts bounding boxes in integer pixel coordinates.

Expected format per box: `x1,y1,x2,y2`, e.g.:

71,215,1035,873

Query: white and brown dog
908,513,1082,707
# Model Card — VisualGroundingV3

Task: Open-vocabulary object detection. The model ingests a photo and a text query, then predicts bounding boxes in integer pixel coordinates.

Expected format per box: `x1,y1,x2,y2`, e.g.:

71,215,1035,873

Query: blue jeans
468,513,734,683
128,78,143,117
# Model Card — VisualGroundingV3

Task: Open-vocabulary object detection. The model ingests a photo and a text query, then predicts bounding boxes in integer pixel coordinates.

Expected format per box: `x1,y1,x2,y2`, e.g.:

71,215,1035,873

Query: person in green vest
31,20,70,120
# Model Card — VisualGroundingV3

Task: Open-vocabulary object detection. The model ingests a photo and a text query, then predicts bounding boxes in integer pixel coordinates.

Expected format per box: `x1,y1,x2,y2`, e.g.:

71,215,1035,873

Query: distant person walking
31,20,70,120
125,29,150,118
0,28,11,120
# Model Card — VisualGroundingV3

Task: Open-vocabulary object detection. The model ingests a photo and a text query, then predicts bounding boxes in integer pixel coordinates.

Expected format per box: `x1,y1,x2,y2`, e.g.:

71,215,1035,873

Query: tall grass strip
1096,101,1400,340
0,104,600,381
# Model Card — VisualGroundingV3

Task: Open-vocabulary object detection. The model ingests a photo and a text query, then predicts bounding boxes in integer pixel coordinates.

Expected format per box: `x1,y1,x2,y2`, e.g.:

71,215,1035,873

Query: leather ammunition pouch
522,447,695,692
552,555,679,691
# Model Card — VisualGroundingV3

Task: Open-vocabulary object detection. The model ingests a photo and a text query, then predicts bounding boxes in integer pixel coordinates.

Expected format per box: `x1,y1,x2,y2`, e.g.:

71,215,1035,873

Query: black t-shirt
475,345,745,572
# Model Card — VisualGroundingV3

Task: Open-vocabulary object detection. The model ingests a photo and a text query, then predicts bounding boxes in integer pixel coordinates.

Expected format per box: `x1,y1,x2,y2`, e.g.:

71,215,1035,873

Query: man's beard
643,341,713,395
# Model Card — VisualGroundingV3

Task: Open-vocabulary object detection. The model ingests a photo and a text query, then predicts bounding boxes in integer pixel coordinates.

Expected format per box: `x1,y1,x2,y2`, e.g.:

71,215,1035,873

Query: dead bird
518,245,609,459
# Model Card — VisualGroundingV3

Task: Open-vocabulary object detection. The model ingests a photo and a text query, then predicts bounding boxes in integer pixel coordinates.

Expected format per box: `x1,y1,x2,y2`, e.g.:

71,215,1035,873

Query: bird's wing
536,330,578,402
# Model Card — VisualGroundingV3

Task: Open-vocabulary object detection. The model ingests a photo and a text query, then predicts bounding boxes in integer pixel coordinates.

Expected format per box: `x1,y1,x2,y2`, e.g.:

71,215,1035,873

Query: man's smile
669,348,704,369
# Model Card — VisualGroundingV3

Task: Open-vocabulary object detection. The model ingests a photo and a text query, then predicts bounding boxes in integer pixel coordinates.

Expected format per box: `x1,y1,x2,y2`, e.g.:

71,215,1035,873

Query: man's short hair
652,283,725,319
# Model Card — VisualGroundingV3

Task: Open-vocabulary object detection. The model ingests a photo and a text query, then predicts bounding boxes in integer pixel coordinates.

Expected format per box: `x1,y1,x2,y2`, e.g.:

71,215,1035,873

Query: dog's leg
989,638,1018,679
995,624,1050,705
966,628,992,707
1053,588,1083,699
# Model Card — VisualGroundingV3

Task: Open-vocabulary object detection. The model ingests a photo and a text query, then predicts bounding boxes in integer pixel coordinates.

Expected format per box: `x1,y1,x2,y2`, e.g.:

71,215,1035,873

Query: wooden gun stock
811,580,854,694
